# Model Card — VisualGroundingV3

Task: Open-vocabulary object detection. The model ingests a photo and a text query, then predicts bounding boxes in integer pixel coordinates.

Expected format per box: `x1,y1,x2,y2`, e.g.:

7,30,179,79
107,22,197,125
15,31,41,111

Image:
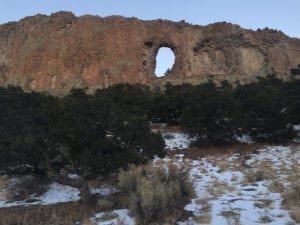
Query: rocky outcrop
0,11,299,94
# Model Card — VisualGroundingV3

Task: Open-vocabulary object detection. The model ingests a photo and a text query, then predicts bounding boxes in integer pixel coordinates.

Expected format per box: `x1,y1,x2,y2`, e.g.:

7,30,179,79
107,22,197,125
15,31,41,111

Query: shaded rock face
0,11,300,94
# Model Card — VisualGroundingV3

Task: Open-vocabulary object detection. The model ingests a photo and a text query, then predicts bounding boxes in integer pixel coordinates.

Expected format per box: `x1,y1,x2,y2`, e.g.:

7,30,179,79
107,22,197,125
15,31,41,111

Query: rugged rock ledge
0,11,299,94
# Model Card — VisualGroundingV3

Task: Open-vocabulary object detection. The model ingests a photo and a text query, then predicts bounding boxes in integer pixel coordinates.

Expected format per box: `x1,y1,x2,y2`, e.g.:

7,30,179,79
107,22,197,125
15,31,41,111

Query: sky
0,0,299,76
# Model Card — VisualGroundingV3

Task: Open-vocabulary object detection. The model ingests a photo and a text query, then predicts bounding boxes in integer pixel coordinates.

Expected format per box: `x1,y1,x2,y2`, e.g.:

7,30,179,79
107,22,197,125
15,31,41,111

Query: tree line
0,75,299,178
0,86,164,179
151,75,299,145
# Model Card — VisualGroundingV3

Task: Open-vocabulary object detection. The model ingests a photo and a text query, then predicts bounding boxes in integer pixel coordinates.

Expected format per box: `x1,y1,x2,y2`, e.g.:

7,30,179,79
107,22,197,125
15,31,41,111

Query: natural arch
155,47,176,77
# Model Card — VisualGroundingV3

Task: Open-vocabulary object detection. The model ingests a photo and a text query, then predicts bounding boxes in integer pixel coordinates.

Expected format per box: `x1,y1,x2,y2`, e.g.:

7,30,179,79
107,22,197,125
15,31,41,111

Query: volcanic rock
0,11,299,94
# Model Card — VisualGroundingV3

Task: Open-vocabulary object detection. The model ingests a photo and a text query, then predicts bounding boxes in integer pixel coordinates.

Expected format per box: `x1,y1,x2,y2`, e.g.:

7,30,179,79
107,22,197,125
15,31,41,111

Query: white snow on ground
160,127,254,150
236,134,253,144
68,173,81,180
90,185,119,196
1,123,299,225
39,183,80,204
91,209,135,225
294,124,300,131
130,144,298,225
163,132,196,150
0,182,80,208
177,146,299,225
87,143,299,225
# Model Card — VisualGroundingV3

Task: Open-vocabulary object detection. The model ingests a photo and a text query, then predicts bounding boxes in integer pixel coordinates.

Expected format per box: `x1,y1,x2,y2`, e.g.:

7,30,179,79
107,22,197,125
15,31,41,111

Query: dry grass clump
290,209,300,224
218,160,231,173
96,196,116,211
118,163,194,224
194,214,211,224
244,166,275,184
283,147,300,223
0,201,95,225
208,179,235,199
0,175,8,199
0,175,8,186
254,199,273,209
168,143,259,160
220,210,241,225
268,180,285,193
259,214,273,223
194,198,212,224
283,184,300,222
83,218,97,225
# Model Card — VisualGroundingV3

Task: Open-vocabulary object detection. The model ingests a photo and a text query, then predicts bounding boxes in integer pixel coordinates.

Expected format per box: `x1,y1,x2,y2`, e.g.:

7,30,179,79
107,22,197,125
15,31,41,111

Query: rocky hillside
0,11,299,94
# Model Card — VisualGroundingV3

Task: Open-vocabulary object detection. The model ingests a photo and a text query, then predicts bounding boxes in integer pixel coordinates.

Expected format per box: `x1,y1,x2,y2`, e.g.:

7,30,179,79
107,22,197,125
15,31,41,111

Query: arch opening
155,47,176,77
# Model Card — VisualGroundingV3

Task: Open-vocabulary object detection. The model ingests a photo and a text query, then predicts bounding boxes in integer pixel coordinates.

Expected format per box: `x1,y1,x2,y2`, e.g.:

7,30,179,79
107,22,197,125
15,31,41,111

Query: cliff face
0,11,300,94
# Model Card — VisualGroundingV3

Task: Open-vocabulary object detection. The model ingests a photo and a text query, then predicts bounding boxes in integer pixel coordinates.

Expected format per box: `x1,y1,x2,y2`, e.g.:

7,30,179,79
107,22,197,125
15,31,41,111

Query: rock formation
0,11,299,94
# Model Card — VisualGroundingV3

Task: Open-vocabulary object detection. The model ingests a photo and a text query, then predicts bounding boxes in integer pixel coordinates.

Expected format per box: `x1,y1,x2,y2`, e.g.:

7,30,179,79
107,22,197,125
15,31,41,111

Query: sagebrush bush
118,163,194,224
118,164,143,193
284,184,300,222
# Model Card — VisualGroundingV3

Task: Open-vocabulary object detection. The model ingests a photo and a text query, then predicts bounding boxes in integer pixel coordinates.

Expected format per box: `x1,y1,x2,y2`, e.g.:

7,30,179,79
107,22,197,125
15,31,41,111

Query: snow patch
236,134,253,143
90,185,119,196
38,182,80,204
67,173,81,180
163,132,196,150
178,145,297,225
91,209,135,225
294,124,300,130
0,182,80,208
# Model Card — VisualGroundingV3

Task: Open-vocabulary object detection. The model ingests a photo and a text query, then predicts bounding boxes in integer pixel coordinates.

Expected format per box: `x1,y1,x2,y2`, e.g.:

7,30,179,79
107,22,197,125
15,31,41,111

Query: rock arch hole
155,47,175,77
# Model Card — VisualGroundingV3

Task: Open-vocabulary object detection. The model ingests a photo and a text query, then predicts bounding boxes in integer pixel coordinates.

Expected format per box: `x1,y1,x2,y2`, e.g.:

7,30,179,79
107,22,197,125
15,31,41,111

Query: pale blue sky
155,48,176,77
0,0,299,76
1,0,299,37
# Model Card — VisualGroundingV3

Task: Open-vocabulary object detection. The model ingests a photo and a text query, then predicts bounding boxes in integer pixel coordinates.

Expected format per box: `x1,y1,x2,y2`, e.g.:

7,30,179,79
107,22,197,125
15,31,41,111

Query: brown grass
282,146,300,223
283,184,300,223
269,180,285,193
220,210,241,225
193,198,212,224
242,158,276,185
254,199,273,209
259,215,273,223
0,175,8,186
82,218,97,225
208,179,235,199
194,214,211,223
290,209,300,223
0,175,8,199
88,174,117,189
0,201,96,225
168,143,262,159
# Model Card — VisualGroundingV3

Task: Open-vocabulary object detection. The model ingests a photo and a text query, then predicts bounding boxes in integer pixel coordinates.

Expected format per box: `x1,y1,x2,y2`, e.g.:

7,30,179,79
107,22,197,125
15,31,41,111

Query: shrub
284,184,300,222
118,163,194,224
118,164,143,193
5,175,49,201
0,86,165,180
181,81,238,146
96,196,116,211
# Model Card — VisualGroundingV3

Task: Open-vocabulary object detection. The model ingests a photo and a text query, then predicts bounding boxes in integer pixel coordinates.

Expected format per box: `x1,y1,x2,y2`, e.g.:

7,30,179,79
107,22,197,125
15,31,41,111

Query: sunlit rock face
0,11,299,94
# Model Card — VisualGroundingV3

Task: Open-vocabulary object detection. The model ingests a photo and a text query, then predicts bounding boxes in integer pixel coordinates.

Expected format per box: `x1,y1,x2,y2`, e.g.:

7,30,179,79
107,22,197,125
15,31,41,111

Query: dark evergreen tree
181,81,238,145
233,75,296,143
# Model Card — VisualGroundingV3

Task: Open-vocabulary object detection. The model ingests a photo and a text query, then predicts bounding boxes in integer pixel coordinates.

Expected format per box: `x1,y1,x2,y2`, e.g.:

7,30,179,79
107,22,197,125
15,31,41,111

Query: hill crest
0,11,299,94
